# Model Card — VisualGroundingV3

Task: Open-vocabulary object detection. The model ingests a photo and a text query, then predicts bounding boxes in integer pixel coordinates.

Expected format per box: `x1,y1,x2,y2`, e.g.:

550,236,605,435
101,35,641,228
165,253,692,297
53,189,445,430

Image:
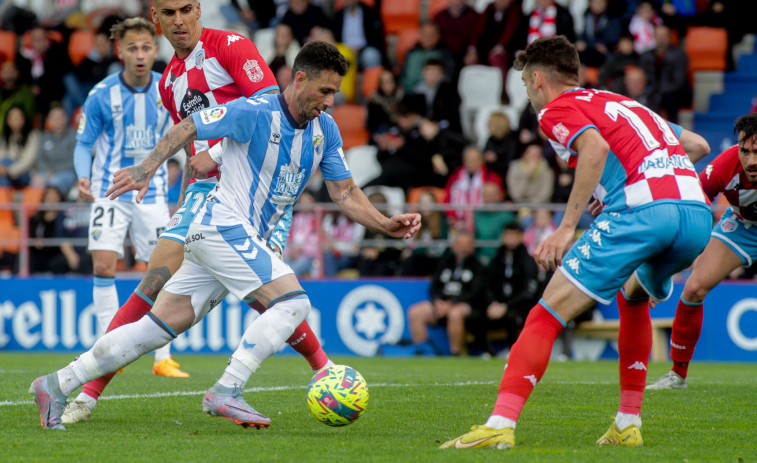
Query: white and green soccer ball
306,365,369,426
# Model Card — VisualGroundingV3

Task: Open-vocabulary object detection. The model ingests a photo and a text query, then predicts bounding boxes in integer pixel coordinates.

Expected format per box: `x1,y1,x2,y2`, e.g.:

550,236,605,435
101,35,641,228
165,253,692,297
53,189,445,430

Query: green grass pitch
2,352,755,462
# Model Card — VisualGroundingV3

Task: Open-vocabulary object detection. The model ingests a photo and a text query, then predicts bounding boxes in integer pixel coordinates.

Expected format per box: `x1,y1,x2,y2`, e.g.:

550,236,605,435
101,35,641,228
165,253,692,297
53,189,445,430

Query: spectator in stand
506,142,554,204
280,0,331,46
419,116,467,184
0,61,36,135
523,208,556,255
332,0,385,70
263,23,301,78
445,145,504,232
221,0,277,33
482,111,518,181
598,33,639,94
407,231,487,355
322,211,363,276
464,0,524,102
63,26,122,115
474,181,515,264
516,103,539,151
400,189,448,277
640,24,690,124
276,65,293,91
525,0,575,45
434,0,480,76
575,0,621,68
401,22,456,93
17,26,72,117
621,65,659,111
32,106,76,194
355,191,403,276
165,158,181,208
413,58,461,134
284,190,320,277
472,222,540,355
366,69,404,136
628,0,661,54
0,106,39,188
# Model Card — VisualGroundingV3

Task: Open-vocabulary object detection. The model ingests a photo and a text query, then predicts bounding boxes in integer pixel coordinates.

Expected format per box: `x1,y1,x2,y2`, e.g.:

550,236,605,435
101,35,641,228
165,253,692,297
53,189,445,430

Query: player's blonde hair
110,17,157,41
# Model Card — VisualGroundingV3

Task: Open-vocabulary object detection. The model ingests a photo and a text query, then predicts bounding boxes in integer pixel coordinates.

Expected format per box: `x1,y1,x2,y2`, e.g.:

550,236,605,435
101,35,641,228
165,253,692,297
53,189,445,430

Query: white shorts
163,222,293,320
87,198,169,261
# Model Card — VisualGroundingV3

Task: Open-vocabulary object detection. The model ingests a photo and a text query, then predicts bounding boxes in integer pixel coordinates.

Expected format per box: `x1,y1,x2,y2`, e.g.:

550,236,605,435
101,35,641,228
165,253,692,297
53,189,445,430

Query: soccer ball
306,365,369,426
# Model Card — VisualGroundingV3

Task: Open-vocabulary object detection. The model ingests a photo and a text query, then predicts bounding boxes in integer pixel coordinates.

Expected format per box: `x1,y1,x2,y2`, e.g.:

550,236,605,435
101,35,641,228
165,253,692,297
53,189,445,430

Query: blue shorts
560,202,712,303
159,182,216,244
711,208,757,267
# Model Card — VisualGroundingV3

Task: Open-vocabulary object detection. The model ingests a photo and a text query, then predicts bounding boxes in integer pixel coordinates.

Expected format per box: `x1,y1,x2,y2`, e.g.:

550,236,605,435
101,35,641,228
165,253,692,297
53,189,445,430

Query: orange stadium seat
428,0,450,20
685,26,727,73
394,28,421,66
21,186,46,216
406,186,446,211
0,187,15,228
332,105,369,150
0,225,20,255
0,30,18,62
334,0,376,9
68,29,95,67
381,0,421,35
361,66,384,99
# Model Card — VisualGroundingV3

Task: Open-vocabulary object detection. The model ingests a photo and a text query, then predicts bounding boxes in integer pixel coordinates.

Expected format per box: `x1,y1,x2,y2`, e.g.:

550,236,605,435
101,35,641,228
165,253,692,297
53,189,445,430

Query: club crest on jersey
243,59,264,83
552,123,569,144
272,163,305,204
195,49,205,69
721,218,737,233
200,106,227,124
166,213,182,230
91,229,101,241
313,134,325,157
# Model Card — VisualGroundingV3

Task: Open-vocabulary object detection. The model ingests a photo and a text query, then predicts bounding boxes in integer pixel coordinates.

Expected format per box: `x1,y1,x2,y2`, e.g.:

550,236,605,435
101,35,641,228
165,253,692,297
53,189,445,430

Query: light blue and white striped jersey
77,71,172,203
192,93,351,241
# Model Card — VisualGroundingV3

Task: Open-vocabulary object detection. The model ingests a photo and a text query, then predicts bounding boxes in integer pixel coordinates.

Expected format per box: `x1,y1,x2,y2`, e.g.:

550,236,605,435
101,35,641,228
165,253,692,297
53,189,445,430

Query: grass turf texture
1,353,755,462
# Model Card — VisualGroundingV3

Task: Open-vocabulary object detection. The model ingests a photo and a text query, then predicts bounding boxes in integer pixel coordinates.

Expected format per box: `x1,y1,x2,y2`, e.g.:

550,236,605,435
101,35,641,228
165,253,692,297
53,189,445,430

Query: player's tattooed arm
175,147,194,207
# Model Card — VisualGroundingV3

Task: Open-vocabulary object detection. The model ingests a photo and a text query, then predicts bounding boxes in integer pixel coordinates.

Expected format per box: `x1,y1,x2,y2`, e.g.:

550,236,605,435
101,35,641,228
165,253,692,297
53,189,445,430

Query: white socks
154,344,171,362
93,276,119,336
218,293,310,389
57,315,175,396
317,359,336,372
615,412,642,430
485,415,517,430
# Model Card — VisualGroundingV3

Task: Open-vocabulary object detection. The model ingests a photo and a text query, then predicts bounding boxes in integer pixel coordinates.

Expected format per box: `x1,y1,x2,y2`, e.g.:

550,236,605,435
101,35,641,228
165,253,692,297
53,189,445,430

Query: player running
62,0,331,425
30,41,421,430
647,113,757,390
440,35,712,449
73,17,174,372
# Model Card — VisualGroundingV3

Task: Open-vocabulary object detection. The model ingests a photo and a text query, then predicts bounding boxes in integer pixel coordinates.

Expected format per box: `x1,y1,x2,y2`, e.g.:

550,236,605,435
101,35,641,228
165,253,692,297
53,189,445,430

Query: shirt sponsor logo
227,34,243,46
180,88,210,118
185,232,206,244
552,122,569,144
637,150,695,177
124,125,156,153
243,59,264,83
272,163,305,204
200,106,227,124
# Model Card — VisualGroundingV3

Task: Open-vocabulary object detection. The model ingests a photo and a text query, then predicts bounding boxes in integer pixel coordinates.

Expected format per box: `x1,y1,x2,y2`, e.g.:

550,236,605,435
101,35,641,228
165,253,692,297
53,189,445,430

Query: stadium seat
685,26,728,73
475,0,495,13
68,29,96,67
406,186,446,209
393,28,421,67
334,0,376,8
361,66,384,99
344,145,380,187
473,104,519,149
427,0,450,20
381,0,421,35
0,225,20,255
583,66,599,87
0,187,15,228
0,30,18,62
362,185,405,216
332,105,369,150
458,65,503,139
505,66,528,115
252,28,275,62
21,186,46,216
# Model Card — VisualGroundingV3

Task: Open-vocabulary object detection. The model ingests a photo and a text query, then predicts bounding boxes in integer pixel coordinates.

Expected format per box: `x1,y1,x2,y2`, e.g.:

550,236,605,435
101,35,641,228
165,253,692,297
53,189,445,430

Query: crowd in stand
0,0,754,284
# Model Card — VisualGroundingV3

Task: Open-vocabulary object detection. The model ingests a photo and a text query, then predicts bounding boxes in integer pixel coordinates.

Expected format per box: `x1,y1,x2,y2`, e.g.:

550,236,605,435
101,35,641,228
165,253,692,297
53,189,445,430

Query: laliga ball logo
336,285,404,356
307,365,368,426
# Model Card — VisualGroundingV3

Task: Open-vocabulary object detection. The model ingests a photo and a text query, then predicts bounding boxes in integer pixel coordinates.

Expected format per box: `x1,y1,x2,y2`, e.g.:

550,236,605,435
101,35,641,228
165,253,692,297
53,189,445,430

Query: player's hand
383,213,421,239
78,178,94,202
588,199,604,217
105,165,150,202
534,225,575,271
189,150,216,179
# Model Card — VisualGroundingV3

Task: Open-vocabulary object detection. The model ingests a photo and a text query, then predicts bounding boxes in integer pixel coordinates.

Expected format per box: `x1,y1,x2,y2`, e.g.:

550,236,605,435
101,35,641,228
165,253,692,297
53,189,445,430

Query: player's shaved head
514,35,579,84
735,113,757,145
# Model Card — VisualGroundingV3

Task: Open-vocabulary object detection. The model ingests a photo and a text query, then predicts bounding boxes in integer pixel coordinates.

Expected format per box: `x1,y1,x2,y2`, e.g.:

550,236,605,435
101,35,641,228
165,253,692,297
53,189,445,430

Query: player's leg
446,303,472,355
91,250,119,332
408,300,434,345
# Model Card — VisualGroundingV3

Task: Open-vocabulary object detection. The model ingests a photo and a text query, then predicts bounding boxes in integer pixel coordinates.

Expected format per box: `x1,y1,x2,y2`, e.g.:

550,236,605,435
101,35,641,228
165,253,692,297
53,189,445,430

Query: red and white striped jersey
539,88,709,212
700,145,757,223
158,28,278,178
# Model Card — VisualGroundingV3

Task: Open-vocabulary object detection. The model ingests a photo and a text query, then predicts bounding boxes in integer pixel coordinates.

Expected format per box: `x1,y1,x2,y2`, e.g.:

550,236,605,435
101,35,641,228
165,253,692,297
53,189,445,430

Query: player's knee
269,291,310,325
448,304,470,322
682,278,709,304
408,303,430,323
93,260,116,278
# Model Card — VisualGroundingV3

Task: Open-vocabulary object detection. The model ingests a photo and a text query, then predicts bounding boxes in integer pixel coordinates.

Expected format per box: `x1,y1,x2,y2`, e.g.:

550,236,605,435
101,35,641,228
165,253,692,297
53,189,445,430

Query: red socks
82,292,154,400
248,300,329,371
670,299,704,379
492,303,565,421
616,290,651,416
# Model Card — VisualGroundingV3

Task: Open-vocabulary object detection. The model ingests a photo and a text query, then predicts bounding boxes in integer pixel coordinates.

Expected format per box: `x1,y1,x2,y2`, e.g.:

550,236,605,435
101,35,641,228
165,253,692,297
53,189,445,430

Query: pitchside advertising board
0,278,755,361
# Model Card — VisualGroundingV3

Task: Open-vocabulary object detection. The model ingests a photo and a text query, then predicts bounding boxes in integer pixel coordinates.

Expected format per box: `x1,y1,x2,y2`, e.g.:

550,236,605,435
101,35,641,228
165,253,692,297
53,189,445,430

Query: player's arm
678,128,710,164
535,128,609,271
324,177,420,239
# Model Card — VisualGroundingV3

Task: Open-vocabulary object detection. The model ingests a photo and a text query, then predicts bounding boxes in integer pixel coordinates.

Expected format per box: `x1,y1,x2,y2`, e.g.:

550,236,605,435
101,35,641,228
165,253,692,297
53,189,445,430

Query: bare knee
682,277,710,304
409,302,432,325
92,254,117,278
447,304,470,323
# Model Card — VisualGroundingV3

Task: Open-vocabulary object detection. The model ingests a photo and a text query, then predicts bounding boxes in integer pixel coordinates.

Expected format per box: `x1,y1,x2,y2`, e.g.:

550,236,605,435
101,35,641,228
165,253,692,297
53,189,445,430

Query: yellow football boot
596,423,643,446
440,425,515,449
153,357,190,378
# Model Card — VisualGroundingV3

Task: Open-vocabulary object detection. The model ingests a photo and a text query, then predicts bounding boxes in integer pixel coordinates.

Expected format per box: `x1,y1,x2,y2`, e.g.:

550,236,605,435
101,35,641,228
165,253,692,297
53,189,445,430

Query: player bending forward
648,113,757,390
30,41,421,430
441,35,712,449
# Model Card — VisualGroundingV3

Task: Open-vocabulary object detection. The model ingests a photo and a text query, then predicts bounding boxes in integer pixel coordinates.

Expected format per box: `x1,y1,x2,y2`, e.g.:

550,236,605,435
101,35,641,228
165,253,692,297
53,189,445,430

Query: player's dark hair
110,17,156,41
734,113,757,144
514,35,579,83
291,41,348,81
